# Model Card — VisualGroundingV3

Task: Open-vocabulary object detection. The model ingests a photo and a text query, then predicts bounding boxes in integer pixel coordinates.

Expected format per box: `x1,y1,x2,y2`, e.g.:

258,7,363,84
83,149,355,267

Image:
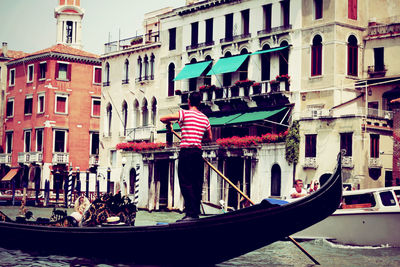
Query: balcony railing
300,107,393,120
368,23,400,37
103,81,110,87
122,79,129,84
52,152,69,164
186,41,215,51
369,157,382,168
18,152,43,164
342,156,354,168
0,153,12,164
303,157,318,169
104,31,160,54
126,126,156,141
367,65,387,78
220,33,252,44
89,154,99,166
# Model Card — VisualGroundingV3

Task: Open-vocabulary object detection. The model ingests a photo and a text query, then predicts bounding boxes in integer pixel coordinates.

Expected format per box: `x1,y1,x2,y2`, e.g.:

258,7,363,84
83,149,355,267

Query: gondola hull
0,157,342,265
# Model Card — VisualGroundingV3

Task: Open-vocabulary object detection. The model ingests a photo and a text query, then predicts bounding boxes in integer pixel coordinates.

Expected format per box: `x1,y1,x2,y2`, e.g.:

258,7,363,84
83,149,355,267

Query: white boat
293,186,400,247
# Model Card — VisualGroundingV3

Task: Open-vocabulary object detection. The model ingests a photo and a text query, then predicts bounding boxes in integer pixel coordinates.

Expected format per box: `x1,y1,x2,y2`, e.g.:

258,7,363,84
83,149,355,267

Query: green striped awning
251,46,289,55
227,107,287,124
174,61,212,81
208,113,243,126
206,54,249,75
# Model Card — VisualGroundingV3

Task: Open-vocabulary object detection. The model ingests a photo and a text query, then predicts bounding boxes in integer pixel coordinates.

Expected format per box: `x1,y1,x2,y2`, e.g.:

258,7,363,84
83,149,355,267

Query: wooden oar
170,128,320,265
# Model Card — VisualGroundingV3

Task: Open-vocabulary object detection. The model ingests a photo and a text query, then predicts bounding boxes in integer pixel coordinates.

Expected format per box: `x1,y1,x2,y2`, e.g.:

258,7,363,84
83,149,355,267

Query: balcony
0,153,12,164
89,154,99,166
303,157,318,169
103,81,110,87
369,157,382,169
186,41,215,51
368,23,400,37
258,25,292,37
368,65,387,78
220,33,252,44
52,152,69,164
126,126,156,141
342,156,354,168
18,152,43,164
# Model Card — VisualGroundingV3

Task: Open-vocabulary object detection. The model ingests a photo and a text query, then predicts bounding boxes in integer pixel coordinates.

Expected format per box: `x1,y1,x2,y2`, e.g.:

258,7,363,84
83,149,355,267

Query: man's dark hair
189,91,201,107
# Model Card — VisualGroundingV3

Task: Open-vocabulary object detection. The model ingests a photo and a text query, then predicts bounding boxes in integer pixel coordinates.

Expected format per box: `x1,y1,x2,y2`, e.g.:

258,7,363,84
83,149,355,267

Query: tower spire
55,0,84,49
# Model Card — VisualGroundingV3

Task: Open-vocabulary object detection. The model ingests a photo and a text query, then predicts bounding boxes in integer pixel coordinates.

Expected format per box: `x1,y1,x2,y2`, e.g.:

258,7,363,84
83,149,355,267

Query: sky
0,0,186,55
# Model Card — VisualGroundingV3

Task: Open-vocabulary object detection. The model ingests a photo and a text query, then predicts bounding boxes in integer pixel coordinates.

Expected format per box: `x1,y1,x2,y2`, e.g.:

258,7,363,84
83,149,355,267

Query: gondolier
160,91,212,221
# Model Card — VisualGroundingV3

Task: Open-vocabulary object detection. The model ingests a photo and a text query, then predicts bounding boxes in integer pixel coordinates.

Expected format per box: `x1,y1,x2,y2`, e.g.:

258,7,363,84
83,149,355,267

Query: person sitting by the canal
160,91,212,222
70,196,90,224
290,179,307,199
308,179,320,194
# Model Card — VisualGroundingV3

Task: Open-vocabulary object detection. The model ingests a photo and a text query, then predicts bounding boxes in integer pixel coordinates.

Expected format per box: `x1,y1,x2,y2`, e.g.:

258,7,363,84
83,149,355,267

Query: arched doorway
271,164,281,196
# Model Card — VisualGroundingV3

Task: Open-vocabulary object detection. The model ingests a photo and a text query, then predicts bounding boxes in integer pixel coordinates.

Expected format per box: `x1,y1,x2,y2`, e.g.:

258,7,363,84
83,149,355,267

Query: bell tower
55,0,84,49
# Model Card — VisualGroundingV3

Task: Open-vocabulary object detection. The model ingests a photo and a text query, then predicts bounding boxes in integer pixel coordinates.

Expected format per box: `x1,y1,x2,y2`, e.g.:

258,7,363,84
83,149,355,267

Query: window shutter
55,63,59,79
67,64,72,80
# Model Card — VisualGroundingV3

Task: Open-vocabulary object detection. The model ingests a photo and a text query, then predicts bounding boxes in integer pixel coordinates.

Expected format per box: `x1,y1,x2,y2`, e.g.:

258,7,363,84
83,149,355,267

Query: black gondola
0,154,342,265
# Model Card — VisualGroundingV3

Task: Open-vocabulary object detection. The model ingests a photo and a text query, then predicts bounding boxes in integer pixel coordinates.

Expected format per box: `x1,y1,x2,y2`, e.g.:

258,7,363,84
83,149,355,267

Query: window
205,18,213,44
191,22,199,46
263,4,272,32
241,9,250,35
281,0,290,27
122,101,128,136
110,150,117,167
239,49,249,81
36,128,43,152
104,63,110,85
66,21,73,43
92,98,101,117
142,99,148,126
261,44,271,81
340,133,353,156
93,66,101,84
123,59,129,84
9,68,15,86
151,98,157,126
106,104,112,136
144,55,149,80
24,95,33,115
223,52,232,86
204,55,212,85
6,132,13,153
37,94,45,113
189,58,197,91
90,132,99,155
24,130,31,152
27,64,34,83
150,54,155,80
315,0,323,20
55,94,68,114
374,47,384,71
347,35,358,76
137,57,142,81
56,62,71,81
39,62,47,80
279,42,289,75
169,28,176,50
168,63,175,96
370,134,379,158
311,35,322,76
305,134,317,157
6,98,14,117
54,130,67,152
225,13,234,40
348,0,357,20
134,100,140,127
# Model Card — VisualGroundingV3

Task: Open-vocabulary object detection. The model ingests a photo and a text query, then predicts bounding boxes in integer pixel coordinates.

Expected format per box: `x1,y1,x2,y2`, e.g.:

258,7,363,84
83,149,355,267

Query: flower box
230,85,239,97
215,87,224,99
252,83,261,94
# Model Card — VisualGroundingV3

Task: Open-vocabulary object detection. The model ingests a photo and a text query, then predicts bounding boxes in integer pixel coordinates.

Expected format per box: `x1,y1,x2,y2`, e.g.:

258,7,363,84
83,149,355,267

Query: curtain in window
348,0,357,20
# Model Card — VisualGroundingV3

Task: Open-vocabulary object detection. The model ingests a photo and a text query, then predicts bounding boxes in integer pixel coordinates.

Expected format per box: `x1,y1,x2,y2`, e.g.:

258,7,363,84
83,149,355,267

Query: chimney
2,42,7,57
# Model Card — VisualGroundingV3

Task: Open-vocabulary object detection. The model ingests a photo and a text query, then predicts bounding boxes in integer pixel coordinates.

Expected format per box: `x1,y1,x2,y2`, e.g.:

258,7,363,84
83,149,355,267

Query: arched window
168,63,175,97
223,51,232,86
144,55,149,80
150,54,155,80
104,62,110,85
279,41,289,75
261,44,271,81
204,55,212,86
311,35,322,76
347,35,358,76
123,59,129,84
137,56,142,81
129,168,137,195
122,101,128,136
239,48,249,81
271,164,281,196
133,100,140,127
151,97,157,126
106,103,112,136
189,58,197,91
142,98,148,126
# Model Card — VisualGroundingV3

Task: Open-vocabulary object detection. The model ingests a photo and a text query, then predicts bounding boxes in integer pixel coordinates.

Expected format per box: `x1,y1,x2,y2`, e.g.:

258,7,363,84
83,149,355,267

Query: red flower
116,142,166,152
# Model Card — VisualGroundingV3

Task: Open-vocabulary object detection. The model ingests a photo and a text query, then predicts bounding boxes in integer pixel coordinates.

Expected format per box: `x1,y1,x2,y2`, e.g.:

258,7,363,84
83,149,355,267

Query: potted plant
251,82,262,94
230,85,239,97
215,87,224,99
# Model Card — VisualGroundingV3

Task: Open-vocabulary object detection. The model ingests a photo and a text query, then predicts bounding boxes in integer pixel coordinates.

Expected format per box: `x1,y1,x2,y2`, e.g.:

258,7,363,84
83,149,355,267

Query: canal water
0,207,399,267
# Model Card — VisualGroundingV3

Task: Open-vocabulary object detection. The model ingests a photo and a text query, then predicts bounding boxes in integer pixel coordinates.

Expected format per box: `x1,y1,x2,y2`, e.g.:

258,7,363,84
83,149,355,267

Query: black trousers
178,148,204,217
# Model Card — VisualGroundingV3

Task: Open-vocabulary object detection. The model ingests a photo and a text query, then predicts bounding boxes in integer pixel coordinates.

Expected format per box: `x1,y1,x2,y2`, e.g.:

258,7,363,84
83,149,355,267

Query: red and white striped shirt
179,109,210,149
